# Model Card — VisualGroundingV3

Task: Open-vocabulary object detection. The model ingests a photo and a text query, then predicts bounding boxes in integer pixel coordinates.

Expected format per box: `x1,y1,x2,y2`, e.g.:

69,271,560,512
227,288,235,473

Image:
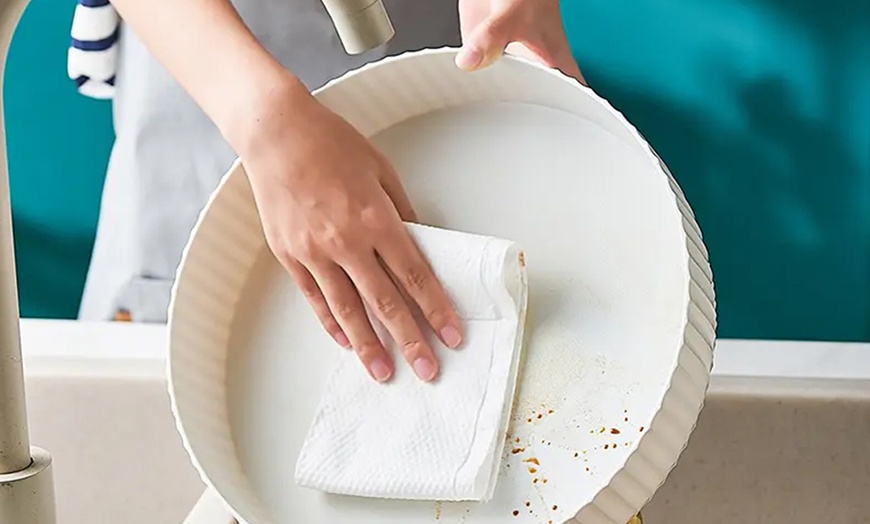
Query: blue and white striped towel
68,0,120,99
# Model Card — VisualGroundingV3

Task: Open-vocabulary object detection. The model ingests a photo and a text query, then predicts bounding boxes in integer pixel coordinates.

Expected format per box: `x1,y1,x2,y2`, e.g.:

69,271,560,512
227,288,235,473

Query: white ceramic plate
168,49,716,524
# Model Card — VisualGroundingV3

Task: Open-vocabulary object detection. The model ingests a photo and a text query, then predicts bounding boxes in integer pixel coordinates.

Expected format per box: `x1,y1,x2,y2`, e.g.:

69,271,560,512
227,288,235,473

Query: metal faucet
0,0,392,522
0,0,57,518
322,0,395,54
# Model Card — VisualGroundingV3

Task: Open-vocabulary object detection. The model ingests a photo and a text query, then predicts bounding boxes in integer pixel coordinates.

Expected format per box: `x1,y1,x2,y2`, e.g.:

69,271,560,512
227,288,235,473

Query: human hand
456,0,585,84
238,78,463,383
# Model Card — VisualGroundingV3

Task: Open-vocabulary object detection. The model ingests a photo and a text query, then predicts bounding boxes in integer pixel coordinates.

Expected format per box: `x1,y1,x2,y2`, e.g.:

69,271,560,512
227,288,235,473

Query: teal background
8,1,870,340
7,1,112,319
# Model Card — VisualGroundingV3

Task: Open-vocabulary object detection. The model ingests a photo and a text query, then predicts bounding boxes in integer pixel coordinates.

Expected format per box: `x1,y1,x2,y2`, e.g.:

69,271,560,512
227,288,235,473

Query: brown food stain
528,467,538,474
511,447,525,454
524,457,540,465
512,510,519,517
610,428,621,434
553,505,558,511
639,426,645,432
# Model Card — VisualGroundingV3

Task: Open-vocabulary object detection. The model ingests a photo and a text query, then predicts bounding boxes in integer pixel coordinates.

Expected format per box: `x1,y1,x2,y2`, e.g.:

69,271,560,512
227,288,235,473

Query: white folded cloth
295,223,528,502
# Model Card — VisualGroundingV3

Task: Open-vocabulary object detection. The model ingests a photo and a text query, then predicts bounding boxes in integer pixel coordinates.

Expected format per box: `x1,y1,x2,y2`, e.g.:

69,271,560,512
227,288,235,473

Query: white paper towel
295,223,528,502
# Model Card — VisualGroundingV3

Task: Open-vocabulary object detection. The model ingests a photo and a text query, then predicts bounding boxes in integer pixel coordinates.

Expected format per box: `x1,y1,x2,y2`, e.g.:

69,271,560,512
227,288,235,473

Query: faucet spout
320,0,395,55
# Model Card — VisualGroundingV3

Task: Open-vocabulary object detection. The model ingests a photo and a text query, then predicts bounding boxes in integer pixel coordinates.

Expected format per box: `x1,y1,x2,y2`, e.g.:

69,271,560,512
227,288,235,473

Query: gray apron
78,0,461,322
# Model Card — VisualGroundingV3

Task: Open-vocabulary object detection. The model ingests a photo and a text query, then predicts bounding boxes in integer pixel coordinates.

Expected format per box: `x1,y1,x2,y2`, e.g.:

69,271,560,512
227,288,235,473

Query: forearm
109,0,311,151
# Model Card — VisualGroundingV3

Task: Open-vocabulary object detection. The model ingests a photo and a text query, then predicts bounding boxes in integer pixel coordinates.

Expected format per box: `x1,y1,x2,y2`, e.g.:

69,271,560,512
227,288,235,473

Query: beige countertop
17,319,870,524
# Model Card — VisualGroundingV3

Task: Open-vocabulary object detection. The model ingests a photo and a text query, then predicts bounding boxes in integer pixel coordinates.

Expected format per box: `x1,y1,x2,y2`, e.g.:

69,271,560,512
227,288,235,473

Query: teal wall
8,1,870,340
7,1,112,319
563,0,870,341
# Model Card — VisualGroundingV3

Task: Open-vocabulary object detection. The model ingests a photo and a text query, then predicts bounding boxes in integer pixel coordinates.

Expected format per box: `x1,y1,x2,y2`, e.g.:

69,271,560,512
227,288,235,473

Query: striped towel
68,0,120,99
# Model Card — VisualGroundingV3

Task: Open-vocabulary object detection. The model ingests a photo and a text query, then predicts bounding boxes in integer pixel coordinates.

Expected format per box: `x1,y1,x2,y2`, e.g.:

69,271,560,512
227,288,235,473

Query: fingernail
333,331,351,348
440,325,463,349
456,47,483,70
413,358,438,382
370,359,393,383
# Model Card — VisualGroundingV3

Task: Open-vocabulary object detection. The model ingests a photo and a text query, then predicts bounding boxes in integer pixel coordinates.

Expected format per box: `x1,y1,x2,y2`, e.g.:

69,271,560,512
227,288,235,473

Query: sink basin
19,321,870,523
644,374,870,523
20,320,203,524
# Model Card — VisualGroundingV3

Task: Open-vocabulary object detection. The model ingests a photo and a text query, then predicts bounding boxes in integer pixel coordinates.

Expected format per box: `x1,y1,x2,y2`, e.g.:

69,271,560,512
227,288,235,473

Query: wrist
214,60,314,157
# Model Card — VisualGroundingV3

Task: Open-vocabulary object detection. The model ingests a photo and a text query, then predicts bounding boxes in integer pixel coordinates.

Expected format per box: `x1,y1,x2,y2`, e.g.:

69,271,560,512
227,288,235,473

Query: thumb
455,14,516,71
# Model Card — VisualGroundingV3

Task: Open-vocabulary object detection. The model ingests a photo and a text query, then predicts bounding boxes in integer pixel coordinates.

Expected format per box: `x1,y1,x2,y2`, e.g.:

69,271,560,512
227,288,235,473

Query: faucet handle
322,0,395,55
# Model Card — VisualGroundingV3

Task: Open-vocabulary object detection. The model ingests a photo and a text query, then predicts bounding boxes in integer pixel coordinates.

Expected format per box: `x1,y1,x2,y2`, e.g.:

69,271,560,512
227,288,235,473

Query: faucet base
0,446,56,524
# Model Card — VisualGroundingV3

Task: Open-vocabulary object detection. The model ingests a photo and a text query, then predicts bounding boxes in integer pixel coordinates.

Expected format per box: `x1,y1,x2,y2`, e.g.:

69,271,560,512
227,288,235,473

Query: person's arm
109,0,465,383
108,0,303,148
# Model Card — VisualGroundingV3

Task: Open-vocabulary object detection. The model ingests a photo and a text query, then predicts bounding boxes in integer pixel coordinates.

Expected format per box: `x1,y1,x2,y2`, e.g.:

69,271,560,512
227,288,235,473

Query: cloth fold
295,223,528,502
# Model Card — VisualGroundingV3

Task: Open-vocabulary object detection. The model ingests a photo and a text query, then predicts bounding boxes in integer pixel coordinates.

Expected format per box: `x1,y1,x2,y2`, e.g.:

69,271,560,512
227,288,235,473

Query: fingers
284,259,350,348
456,12,516,71
308,260,395,383
524,31,586,84
343,254,440,382
376,229,464,350
455,1,586,85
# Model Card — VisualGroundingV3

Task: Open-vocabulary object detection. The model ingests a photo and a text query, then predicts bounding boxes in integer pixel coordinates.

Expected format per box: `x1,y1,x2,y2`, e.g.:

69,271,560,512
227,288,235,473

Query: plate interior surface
223,100,689,523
